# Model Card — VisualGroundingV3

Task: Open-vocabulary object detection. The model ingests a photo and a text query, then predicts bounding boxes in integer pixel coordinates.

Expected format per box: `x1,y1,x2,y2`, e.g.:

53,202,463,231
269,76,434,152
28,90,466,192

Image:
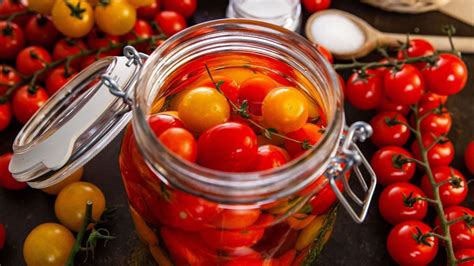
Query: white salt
238,0,292,19
310,14,366,54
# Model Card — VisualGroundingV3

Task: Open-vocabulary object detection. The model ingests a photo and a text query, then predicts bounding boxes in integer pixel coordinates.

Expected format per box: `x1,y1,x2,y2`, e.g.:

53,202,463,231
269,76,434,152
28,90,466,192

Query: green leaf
301,140,313,150
238,100,251,119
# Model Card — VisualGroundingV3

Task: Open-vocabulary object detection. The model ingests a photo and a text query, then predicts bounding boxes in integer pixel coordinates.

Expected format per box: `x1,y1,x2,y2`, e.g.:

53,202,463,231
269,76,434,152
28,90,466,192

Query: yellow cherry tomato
51,0,94,38
288,213,316,230
295,214,326,250
126,0,154,8
262,87,308,134
41,167,84,195
130,205,158,246
168,90,189,111
178,87,230,133
55,182,106,232
23,223,75,266
95,0,137,36
28,0,56,14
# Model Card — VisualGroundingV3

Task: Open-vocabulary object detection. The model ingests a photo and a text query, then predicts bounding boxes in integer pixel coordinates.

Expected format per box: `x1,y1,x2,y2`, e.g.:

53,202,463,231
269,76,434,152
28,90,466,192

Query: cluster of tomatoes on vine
0,0,197,132
335,37,473,265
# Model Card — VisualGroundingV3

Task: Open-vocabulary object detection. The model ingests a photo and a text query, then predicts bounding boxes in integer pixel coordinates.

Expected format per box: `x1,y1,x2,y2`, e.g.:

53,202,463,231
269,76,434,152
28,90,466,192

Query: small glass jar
9,20,375,265
226,0,302,31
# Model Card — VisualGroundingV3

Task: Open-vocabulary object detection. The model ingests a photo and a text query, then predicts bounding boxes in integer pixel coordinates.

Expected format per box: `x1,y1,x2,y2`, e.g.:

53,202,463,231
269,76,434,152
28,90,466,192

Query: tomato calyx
297,204,313,215
66,0,87,19
384,114,404,127
411,227,434,247
35,14,48,26
97,0,112,7
402,192,420,208
1,22,13,36
391,153,412,169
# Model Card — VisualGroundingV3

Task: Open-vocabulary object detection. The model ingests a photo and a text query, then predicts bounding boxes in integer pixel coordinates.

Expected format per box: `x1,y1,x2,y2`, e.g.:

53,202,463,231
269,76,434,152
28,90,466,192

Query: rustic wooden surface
0,0,473,265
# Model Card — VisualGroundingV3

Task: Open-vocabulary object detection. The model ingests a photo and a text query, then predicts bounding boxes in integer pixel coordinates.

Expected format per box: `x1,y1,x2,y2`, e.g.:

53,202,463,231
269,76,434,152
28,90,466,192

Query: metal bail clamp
325,121,377,223
101,46,149,114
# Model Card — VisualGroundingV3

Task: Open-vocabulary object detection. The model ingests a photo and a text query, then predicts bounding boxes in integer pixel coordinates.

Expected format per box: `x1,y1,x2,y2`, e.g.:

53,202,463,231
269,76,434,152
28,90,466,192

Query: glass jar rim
132,19,345,204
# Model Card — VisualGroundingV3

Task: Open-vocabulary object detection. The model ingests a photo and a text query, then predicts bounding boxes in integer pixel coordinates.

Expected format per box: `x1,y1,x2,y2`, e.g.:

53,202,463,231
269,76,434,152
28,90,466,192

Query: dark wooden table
0,0,473,265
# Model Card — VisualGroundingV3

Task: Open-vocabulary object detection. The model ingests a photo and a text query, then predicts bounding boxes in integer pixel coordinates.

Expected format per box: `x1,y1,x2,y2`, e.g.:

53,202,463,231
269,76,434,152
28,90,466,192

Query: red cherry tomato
302,0,331,13
148,113,184,136
0,21,25,60
378,182,428,225
45,66,77,95
0,223,4,250
252,145,290,171
0,0,28,26
79,54,107,70
387,221,438,265
162,0,197,18
384,64,424,105
0,65,21,95
376,97,410,116
411,134,454,167
238,76,277,116
223,257,265,266
346,69,383,110
0,153,27,190
197,122,258,172
434,206,474,250
309,179,343,215
122,19,153,52
419,91,448,110
16,46,52,76
159,127,197,162
201,228,264,249
337,74,345,96
212,209,261,229
24,15,60,48
315,44,333,64
417,103,452,136
370,111,410,147
370,146,416,186
197,75,240,104
12,85,49,124
0,102,12,131
397,39,435,69
465,141,474,174
161,227,216,265
455,249,474,266
373,58,393,78
173,190,221,222
422,53,467,96
285,123,323,157
53,38,88,69
86,28,121,56
137,0,160,20
420,166,467,207
154,11,187,37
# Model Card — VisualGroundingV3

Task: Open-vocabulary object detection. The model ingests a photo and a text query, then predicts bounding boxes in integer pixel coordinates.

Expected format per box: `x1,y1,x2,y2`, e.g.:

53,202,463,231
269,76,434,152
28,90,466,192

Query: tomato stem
412,102,457,265
66,200,93,266
1,34,166,100
334,54,438,71
456,256,474,264
445,214,472,226
0,9,32,22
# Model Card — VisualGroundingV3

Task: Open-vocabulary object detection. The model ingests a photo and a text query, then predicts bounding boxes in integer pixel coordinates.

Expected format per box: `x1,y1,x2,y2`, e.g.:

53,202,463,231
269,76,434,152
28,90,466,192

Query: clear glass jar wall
120,20,344,265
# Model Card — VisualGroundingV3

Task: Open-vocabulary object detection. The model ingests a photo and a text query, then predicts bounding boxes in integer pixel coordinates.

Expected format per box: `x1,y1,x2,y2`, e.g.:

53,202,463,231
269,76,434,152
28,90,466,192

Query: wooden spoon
305,9,474,60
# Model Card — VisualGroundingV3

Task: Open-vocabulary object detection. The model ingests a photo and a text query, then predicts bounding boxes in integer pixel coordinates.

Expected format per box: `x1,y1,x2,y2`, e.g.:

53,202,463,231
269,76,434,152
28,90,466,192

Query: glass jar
226,0,302,31
9,19,376,265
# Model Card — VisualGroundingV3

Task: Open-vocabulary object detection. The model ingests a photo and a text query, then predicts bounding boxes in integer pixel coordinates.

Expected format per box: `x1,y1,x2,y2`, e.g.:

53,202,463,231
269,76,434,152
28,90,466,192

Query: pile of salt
309,14,366,54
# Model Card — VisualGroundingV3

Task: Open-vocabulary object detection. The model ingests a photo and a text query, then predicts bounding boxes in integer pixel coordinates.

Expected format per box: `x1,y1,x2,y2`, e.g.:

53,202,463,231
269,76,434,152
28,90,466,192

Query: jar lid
9,47,146,188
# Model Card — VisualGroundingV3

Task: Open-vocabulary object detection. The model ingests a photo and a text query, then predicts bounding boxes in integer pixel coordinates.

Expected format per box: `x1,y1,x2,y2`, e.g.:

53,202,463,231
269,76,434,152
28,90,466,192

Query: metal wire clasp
325,121,377,223
100,46,148,114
